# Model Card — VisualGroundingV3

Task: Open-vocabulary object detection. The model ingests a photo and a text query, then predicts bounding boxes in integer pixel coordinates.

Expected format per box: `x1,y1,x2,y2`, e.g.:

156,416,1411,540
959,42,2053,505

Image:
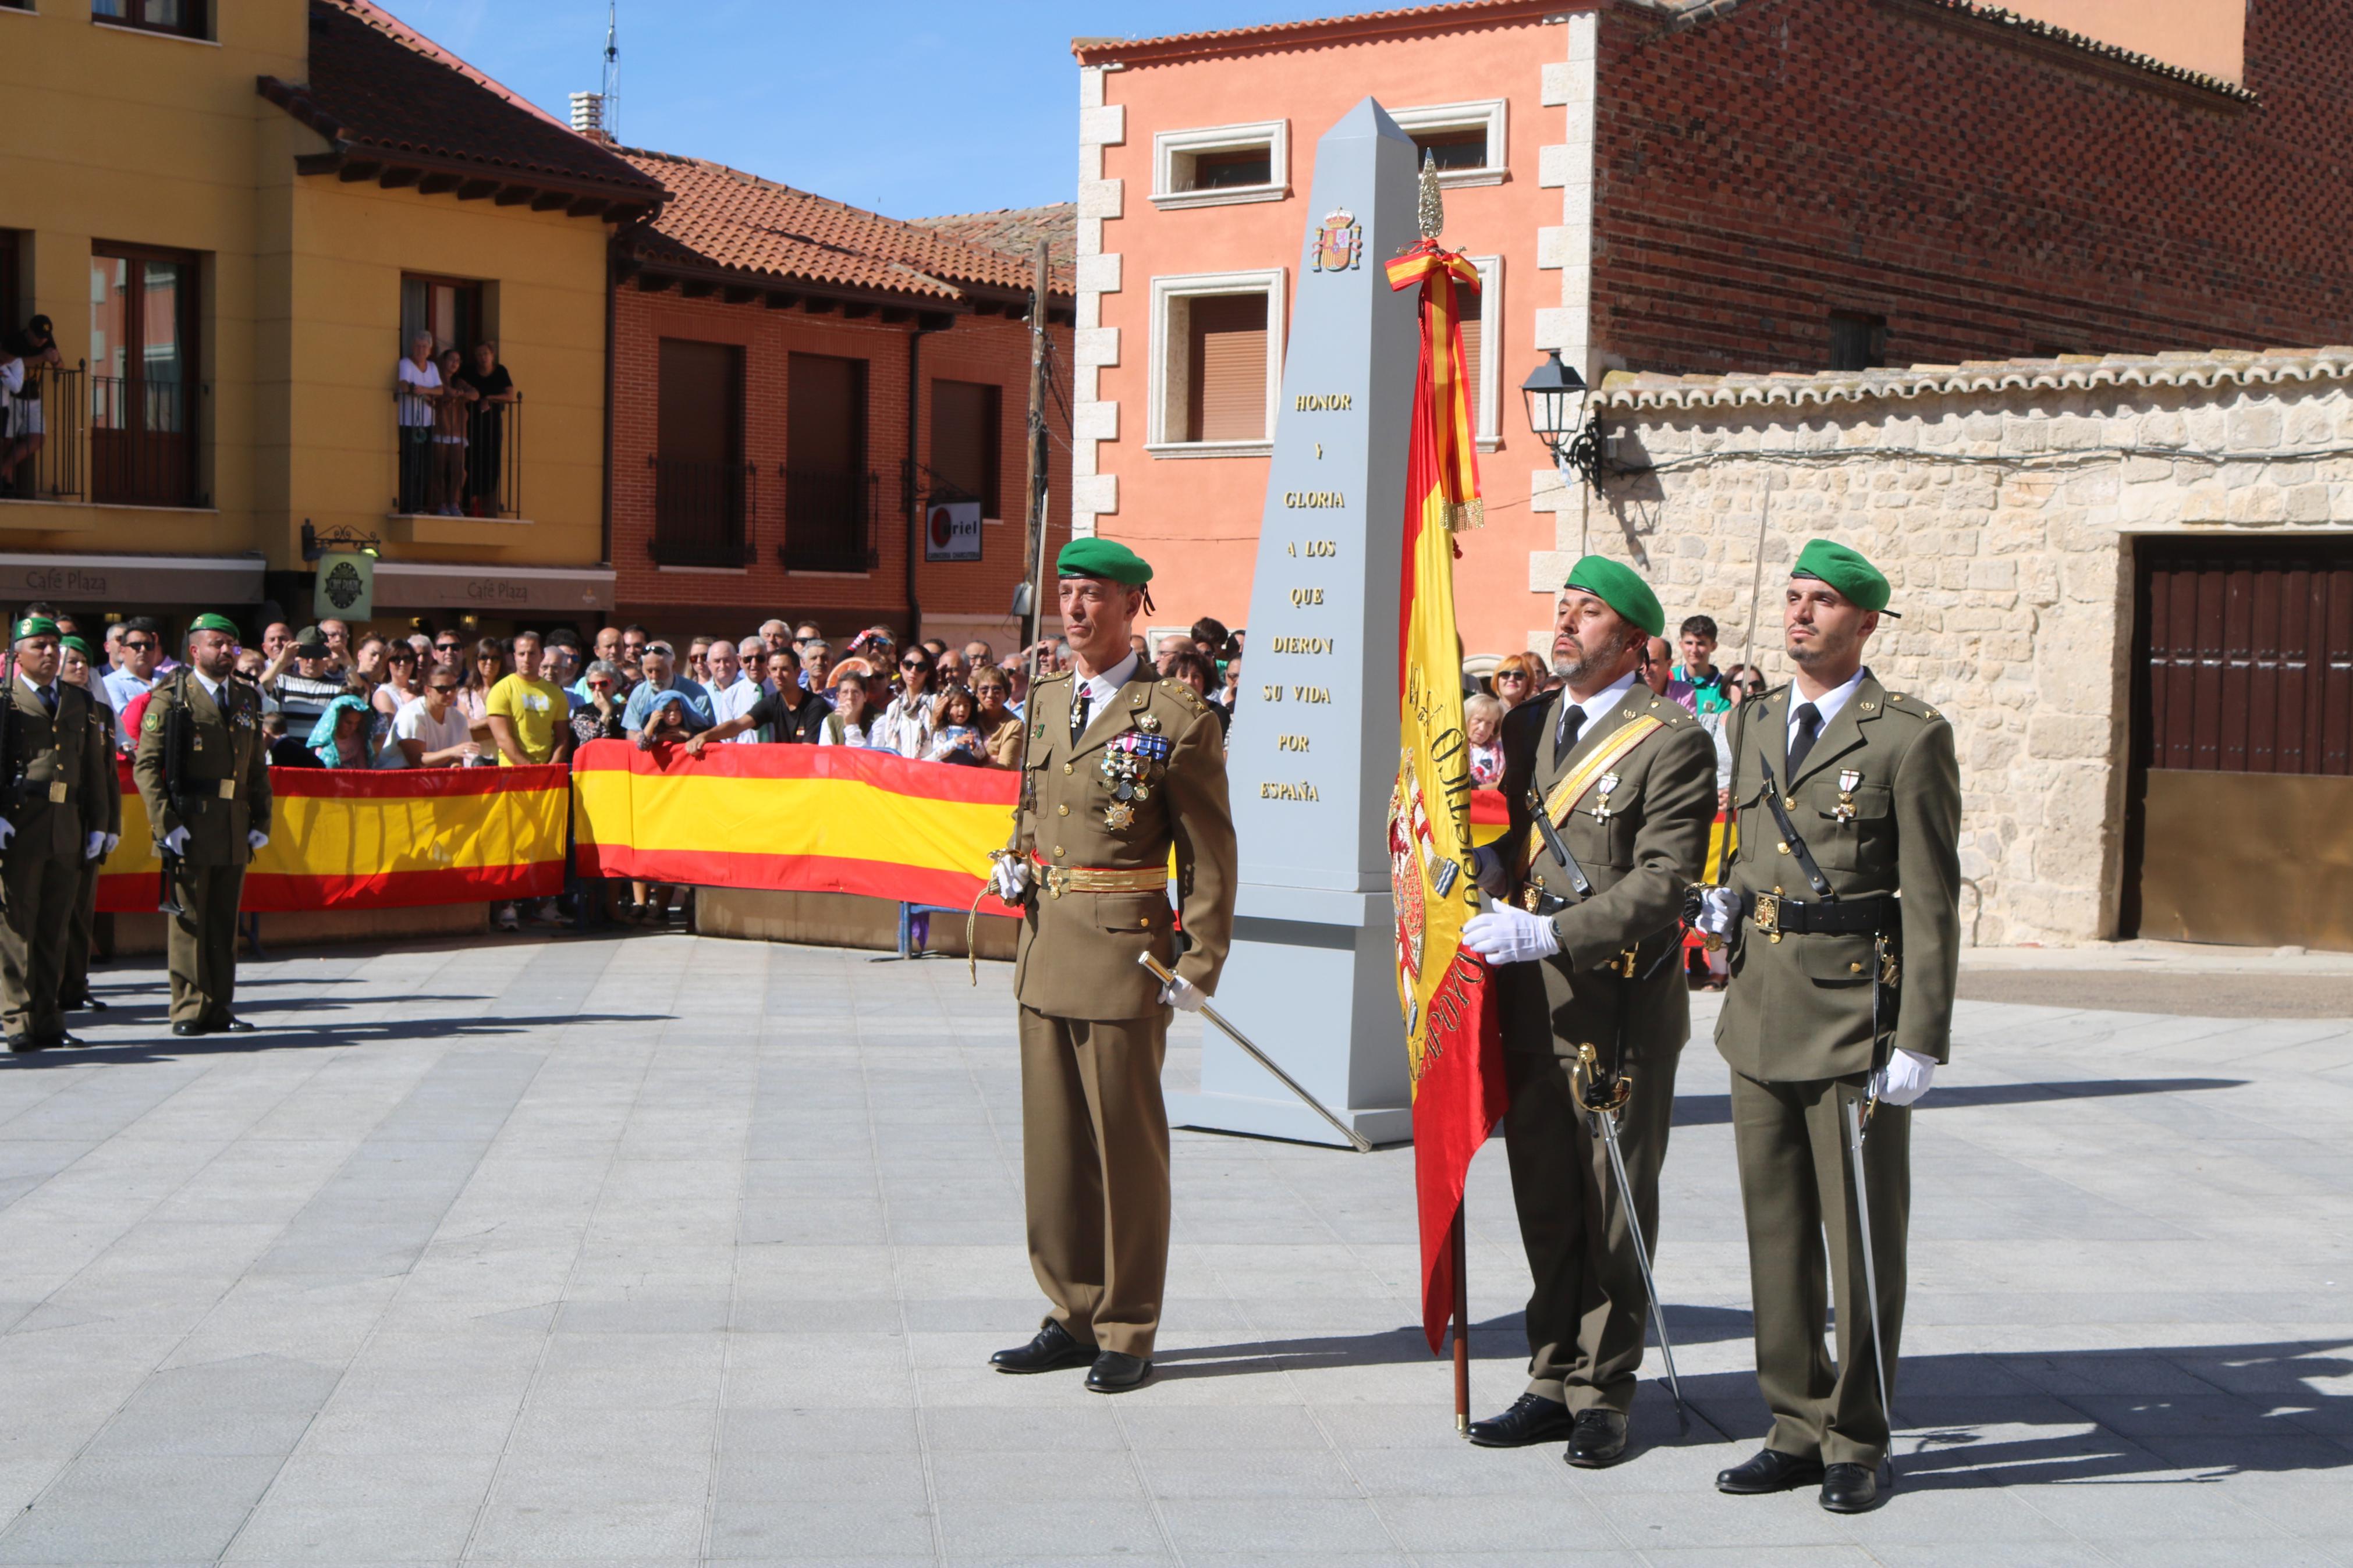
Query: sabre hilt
1570,1042,1634,1118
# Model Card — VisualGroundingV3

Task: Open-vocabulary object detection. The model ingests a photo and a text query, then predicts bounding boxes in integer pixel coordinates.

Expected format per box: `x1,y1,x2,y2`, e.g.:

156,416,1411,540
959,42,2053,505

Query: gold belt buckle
218,780,237,801
1045,866,1071,899
1615,947,1638,979
1752,894,1781,937
47,780,67,804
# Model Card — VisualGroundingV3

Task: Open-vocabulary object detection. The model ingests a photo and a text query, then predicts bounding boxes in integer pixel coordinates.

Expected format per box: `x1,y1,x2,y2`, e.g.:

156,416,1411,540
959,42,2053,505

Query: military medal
1097,730,1173,831
1834,769,1861,824
1592,773,1620,823
1103,801,1136,831
1137,712,1160,733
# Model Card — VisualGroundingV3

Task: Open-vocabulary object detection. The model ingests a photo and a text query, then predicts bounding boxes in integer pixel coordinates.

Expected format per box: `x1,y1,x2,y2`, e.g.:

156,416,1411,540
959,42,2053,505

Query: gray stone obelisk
1165,99,1421,1148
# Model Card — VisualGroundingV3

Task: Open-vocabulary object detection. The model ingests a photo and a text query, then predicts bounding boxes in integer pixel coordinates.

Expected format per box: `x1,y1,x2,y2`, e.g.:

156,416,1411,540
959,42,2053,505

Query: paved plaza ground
0,931,2347,1567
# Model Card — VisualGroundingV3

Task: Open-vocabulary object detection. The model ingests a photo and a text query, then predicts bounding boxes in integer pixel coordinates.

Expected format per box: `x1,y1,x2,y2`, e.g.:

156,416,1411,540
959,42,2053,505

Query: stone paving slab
0,933,2344,1566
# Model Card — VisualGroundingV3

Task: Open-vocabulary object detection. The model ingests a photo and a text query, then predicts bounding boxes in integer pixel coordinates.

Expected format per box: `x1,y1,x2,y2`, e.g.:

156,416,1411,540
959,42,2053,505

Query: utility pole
1018,238,1052,654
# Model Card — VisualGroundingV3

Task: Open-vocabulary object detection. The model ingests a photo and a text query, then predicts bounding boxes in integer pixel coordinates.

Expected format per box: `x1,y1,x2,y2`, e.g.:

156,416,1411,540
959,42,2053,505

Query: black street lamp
1520,349,1610,494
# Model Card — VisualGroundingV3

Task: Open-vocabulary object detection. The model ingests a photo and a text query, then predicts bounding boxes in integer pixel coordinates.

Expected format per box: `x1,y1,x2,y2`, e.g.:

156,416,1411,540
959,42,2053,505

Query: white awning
371,561,616,614
0,552,267,605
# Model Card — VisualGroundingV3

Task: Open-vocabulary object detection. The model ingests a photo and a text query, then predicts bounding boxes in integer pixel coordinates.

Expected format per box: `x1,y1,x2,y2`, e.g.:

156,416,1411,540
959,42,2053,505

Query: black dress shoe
1565,1407,1630,1469
212,1018,256,1034
1819,1462,1881,1513
989,1321,1093,1375
1716,1448,1826,1495
48,1033,80,1050
171,1021,205,1037
6,1034,44,1054
1084,1350,1151,1393
1465,1392,1572,1448
63,994,106,1013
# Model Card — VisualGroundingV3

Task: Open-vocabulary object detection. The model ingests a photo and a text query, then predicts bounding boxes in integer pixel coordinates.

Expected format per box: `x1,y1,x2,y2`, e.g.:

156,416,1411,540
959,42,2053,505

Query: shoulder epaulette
1156,678,1209,716
1635,694,1692,727
1878,691,1945,722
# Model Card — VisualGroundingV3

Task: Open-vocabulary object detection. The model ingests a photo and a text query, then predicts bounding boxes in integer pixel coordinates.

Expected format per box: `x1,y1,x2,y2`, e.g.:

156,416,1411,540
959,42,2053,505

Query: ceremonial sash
1523,714,1665,870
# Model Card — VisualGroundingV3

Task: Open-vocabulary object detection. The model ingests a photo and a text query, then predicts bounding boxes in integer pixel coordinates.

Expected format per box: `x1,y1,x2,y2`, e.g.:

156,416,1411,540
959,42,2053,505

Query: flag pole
1451,1211,1470,1432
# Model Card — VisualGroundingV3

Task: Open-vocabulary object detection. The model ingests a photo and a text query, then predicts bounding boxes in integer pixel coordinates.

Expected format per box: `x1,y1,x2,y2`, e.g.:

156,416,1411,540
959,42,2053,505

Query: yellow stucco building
0,0,665,630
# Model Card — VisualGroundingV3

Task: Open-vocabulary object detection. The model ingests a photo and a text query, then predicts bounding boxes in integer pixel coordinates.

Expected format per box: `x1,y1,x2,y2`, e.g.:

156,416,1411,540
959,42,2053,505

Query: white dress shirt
1553,669,1639,752
1069,651,1139,736
1786,666,1867,755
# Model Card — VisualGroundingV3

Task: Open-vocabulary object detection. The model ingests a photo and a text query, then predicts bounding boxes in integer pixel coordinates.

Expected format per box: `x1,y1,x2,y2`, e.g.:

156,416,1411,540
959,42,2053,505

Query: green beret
1057,538,1152,586
188,613,242,637
1791,539,1897,616
1561,555,1664,639
10,616,58,644
59,635,95,659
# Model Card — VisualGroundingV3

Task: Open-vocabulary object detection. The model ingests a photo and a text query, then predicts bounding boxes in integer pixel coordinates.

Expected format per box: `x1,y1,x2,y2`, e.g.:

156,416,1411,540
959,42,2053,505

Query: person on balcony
427,349,477,517
455,340,516,518
396,332,442,514
0,315,61,500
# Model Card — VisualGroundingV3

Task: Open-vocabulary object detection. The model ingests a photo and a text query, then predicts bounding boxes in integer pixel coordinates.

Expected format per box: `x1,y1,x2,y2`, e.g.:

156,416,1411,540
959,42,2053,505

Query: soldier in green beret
132,613,271,1037
55,634,121,1018
1695,539,1960,1513
1457,555,1718,1464
985,536,1237,1393
0,616,112,1052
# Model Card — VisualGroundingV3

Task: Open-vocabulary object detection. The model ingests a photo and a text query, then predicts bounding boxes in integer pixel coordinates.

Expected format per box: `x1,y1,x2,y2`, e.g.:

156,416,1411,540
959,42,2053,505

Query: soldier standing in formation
56,634,120,1017
133,613,271,1039
1,616,111,1053
1457,558,1717,1466
1697,541,1960,1513
986,538,1237,1394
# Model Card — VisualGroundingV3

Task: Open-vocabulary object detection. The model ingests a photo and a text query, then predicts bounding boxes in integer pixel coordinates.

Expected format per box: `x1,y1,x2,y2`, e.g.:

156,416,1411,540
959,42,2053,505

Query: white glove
84,830,106,861
1461,904,1561,966
101,833,119,856
1470,845,1510,898
247,830,269,851
1692,886,1741,939
1159,973,1207,1013
164,826,190,855
0,819,13,850
1871,1048,1937,1108
989,856,1031,904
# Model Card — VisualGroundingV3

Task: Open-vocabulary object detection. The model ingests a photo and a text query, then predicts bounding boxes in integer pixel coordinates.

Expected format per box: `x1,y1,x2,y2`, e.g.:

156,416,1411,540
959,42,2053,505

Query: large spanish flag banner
570,740,1020,913
98,761,569,912
1385,236,1510,1353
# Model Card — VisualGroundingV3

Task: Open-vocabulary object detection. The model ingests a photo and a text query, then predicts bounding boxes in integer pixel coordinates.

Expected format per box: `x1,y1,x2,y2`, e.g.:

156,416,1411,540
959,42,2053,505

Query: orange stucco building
1070,0,2309,663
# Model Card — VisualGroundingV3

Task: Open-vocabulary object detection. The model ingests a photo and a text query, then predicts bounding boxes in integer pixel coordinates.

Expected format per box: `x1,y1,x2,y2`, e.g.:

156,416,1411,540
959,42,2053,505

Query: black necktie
1070,687,1091,742
1552,702,1585,770
1788,702,1823,776
37,685,56,716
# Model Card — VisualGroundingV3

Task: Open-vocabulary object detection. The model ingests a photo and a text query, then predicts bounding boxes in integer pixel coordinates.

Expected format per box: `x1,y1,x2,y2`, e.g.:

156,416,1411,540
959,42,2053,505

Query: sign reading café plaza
1164,99,1422,1149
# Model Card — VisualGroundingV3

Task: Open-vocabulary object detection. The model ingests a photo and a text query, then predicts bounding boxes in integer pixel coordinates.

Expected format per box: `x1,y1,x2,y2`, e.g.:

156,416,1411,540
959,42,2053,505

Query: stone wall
1580,347,2353,945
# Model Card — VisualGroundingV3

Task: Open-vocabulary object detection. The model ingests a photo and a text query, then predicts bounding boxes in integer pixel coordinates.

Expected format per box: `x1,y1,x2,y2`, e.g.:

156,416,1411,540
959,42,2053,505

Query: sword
1843,1089,1898,1484
1137,952,1374,1153
1570,1043,1688,1431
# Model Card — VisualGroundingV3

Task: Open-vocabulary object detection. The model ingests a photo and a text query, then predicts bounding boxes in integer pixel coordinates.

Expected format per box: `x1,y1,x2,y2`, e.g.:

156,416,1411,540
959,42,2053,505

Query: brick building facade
1072,0,2353,662
608,150,1073,652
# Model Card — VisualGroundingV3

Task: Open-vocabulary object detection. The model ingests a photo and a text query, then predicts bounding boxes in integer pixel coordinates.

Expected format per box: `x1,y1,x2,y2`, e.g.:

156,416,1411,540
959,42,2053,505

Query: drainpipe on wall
903,319,945,643
599,247,618,626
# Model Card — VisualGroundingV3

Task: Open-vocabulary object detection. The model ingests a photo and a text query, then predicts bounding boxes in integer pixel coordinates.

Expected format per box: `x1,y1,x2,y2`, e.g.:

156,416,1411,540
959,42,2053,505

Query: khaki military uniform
1,675,109,1043
1010,664,1237,1360
1715,673,1960,1469
132,671,271,1029
59,692,122,1013
1496,684,1716,1412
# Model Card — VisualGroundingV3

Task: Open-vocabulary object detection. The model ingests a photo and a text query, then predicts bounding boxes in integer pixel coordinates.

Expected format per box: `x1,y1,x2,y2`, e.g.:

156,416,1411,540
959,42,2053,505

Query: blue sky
376,2,1380,221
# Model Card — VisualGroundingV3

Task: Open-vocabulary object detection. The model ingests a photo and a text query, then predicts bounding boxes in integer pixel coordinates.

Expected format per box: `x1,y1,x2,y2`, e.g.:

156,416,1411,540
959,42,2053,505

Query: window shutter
1187,294,1268,443
1457,311,1482,429
931,380,1000,516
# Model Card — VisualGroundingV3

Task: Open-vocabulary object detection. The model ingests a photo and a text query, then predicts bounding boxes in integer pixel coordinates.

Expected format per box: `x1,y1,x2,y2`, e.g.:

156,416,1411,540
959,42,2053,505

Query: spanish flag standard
1385,234,1509,1354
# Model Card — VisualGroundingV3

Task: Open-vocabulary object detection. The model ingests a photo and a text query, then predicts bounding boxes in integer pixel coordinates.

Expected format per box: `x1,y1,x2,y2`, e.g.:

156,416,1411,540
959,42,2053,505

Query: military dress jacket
1010,668,1237,1022
1713,673,1961,1083
2,676,109,859
132,671,272,868
1497,687,1717,1055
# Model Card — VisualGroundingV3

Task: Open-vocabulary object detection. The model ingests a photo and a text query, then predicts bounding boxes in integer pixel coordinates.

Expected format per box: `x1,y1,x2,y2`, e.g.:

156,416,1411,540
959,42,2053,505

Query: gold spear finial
1417,147,1443,242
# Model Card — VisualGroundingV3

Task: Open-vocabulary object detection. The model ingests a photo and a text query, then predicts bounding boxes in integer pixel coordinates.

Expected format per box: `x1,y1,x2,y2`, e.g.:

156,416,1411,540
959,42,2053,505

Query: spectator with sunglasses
101,617,165,748
392,664,480,767
869,646,937,758
1488,652,1547,712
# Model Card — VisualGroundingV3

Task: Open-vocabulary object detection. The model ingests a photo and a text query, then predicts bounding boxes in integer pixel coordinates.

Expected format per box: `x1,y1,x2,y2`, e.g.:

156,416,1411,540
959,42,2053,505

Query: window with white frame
1146,270,1286,456
1460,255,1502,449
1150,120,1289,210
1389,99,1509,188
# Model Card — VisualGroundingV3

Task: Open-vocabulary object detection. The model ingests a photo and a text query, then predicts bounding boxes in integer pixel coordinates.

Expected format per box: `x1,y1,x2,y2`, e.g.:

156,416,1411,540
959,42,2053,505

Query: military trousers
59,852,100,1009
1730,1069,1911,1468
1,847,80,1041
1502,1034,1682,1412
164,861,246,1029
1017,1005,1170,1360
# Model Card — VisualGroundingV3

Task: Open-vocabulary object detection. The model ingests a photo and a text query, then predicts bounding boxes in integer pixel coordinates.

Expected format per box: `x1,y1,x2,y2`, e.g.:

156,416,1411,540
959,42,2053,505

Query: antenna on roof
569,2,620,143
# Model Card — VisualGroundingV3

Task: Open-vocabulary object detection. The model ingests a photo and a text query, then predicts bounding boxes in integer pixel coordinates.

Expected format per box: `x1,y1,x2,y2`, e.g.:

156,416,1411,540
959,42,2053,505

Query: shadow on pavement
9,1012,677,1066
1672,1077,2246,1128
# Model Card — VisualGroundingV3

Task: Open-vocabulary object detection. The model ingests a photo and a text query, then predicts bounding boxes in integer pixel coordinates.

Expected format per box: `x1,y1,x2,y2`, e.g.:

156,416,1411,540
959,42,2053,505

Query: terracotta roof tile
620,150,1060,303
262,0,665,204
915,205,1078,284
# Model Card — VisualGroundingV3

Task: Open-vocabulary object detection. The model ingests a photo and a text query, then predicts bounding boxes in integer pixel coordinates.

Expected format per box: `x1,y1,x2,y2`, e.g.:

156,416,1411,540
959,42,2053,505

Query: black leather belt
1741,891,1894,936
